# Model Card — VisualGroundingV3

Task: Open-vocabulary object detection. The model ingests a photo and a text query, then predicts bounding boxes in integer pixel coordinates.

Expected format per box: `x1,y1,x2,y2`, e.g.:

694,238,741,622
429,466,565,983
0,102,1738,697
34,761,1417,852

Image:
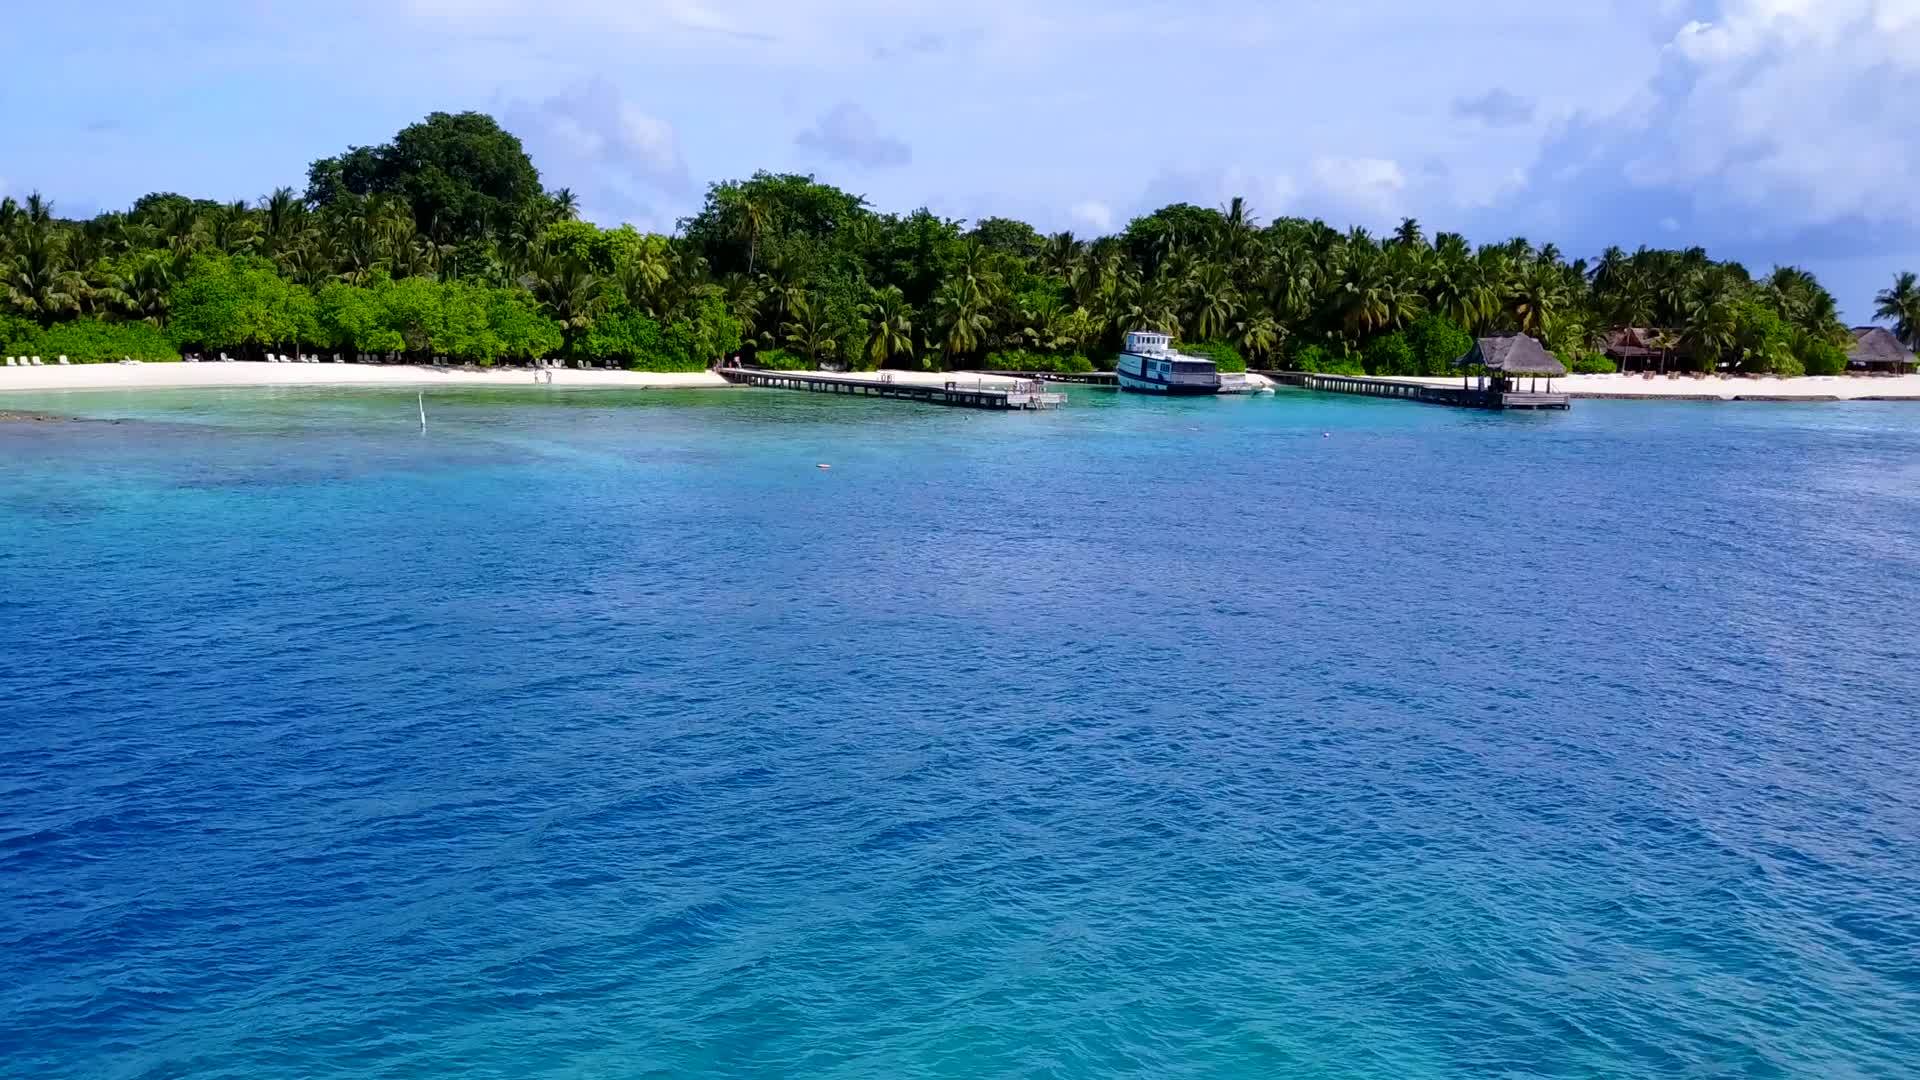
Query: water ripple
2,391,1918,1077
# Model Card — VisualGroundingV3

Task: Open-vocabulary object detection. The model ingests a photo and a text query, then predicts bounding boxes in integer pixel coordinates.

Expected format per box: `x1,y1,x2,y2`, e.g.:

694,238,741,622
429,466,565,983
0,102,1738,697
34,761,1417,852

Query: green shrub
171,254,318,351
756,348,813,370
0,314,38,355
981,349,1094,373
1363,332,1417,376
1404,315,1473,375
1569,352,1617,374
1178,340,1246,372
1801,340,1848,376
25,319,179,362
1293,343,1365,375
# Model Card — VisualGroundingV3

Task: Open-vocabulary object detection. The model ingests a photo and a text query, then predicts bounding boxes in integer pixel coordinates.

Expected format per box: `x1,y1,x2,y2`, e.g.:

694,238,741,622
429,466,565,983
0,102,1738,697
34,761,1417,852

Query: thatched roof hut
1455,334,1567,376
1849,327,1915,372
1604,327,1660,360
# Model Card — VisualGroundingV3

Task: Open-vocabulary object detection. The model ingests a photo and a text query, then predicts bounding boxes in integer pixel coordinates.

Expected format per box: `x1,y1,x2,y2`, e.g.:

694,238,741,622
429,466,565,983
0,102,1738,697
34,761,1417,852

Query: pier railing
958,370,1117,386
717,368,1067,411
1253,371,1569,411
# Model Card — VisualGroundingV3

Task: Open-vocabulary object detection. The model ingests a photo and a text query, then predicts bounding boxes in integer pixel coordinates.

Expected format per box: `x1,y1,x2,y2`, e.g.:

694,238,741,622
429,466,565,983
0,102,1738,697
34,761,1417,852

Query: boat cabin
1124,331,1173,357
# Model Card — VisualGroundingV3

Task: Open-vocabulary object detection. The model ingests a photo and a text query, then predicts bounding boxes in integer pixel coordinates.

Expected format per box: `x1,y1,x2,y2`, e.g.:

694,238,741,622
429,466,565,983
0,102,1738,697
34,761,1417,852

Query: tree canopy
0,110,1894,373
305,111,547,244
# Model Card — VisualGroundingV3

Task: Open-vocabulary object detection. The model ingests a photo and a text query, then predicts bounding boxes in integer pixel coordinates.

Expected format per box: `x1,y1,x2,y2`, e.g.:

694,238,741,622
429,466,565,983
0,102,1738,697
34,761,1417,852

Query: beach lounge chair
31,356,43,366
4,357,13,367
58,356,69,364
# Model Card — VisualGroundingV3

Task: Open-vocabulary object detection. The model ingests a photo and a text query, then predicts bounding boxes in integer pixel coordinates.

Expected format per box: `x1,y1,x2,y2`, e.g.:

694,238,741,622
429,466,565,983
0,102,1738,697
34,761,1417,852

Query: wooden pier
1255,371,1570,411
961,369,1118,386
718,368,1067,410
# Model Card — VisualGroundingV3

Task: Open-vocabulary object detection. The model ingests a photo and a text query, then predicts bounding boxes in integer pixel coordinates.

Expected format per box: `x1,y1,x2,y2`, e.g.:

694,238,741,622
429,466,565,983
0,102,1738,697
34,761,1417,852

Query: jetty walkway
1256,371,1570,410
960,370,1117,386
717,368,1067,410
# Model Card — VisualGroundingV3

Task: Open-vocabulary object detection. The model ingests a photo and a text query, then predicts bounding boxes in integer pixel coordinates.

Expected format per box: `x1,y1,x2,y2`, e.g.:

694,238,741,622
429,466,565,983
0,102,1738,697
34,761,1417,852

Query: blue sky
3,0,1917,319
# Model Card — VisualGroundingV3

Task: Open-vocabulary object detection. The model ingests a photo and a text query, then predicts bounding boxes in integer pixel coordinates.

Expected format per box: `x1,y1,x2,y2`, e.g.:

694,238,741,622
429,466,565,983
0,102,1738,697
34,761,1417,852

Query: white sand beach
5,362,1917,401
1390,373,1920,400
0,361,731,394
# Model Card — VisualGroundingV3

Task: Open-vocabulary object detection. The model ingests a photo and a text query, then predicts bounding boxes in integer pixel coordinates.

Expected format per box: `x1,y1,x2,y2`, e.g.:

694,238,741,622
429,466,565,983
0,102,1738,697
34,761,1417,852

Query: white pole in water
418,392,427,432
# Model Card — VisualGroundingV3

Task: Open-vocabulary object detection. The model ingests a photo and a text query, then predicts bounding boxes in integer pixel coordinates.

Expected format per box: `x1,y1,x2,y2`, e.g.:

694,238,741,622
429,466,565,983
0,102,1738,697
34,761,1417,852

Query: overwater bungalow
1456,333,1568,396
1849,327,1915,374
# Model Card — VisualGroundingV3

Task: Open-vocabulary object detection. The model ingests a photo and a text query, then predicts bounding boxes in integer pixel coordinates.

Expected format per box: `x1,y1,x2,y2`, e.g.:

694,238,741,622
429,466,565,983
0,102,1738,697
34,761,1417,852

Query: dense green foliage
753,348,813,370
0,111,1899,377
1,315,178,362
980,349,1095,373
306,112,546,242
1802,340,1849,377
1177,341,1247,373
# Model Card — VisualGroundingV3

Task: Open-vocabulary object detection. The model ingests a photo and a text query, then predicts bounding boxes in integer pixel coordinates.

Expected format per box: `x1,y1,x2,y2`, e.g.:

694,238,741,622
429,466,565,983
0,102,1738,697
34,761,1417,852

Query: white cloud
794,104,910,169
1607,0,1920,230
501,79,689,227
1069,200,1113,233
1308,157,1407,220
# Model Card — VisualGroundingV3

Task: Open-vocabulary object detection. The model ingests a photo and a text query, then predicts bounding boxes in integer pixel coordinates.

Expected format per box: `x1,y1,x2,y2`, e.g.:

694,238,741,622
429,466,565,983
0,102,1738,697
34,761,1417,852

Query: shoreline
0,362,732,394
1381,373,1920,400
5,363,1920,401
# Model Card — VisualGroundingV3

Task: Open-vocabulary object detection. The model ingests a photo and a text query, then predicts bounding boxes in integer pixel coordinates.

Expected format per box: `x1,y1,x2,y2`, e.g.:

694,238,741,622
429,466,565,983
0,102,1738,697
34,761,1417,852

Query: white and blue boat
1115,330,1222,395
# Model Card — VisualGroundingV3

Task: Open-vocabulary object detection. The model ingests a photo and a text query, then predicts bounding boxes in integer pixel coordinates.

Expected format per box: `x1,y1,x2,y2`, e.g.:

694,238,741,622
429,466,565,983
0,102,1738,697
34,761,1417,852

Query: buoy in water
1322,432,1330,438
817,463,831,470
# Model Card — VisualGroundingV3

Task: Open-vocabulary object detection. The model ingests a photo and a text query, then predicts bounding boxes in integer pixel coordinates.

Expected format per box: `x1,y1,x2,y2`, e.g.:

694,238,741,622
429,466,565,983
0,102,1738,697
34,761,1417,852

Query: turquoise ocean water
3,385,1918,1077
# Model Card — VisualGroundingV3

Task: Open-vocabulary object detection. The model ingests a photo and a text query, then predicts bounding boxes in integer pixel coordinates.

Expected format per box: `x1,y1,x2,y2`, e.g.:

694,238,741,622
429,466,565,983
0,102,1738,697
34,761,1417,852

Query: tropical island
2,110,1917,394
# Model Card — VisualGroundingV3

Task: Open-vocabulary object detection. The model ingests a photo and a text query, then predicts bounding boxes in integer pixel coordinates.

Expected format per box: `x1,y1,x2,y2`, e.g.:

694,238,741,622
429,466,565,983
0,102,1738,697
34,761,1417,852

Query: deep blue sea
3,384,1918,1078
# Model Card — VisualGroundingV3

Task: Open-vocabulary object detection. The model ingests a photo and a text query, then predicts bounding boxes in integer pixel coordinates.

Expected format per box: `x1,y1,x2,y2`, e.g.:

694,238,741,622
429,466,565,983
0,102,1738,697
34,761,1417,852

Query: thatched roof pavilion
1849,327,1915,373
1456,334,1567,376
1603,327,1688,372
1604,327,1661,361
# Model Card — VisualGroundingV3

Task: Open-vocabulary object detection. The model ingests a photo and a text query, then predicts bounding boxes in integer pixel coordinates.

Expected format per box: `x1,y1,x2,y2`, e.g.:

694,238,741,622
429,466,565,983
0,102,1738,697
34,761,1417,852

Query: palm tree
1233,313,1283,362
259,187,304,257
5,225,86,323
101,249,180,326
862,285,915,368
1328,244,1390,342
1045,231,1081,280
1184,262,1238,342
1427,257,1493,332
781,293,837,367
1217,196,1258,264
1376,275,1426,332
1681,291,1737,372
550,188,580,221
719,190,770,276
523,250,603,360
1260,241,1317,327
933,276,992,365
1392,217,1425,250
1506,261,1565,337
1875,271,1920,349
